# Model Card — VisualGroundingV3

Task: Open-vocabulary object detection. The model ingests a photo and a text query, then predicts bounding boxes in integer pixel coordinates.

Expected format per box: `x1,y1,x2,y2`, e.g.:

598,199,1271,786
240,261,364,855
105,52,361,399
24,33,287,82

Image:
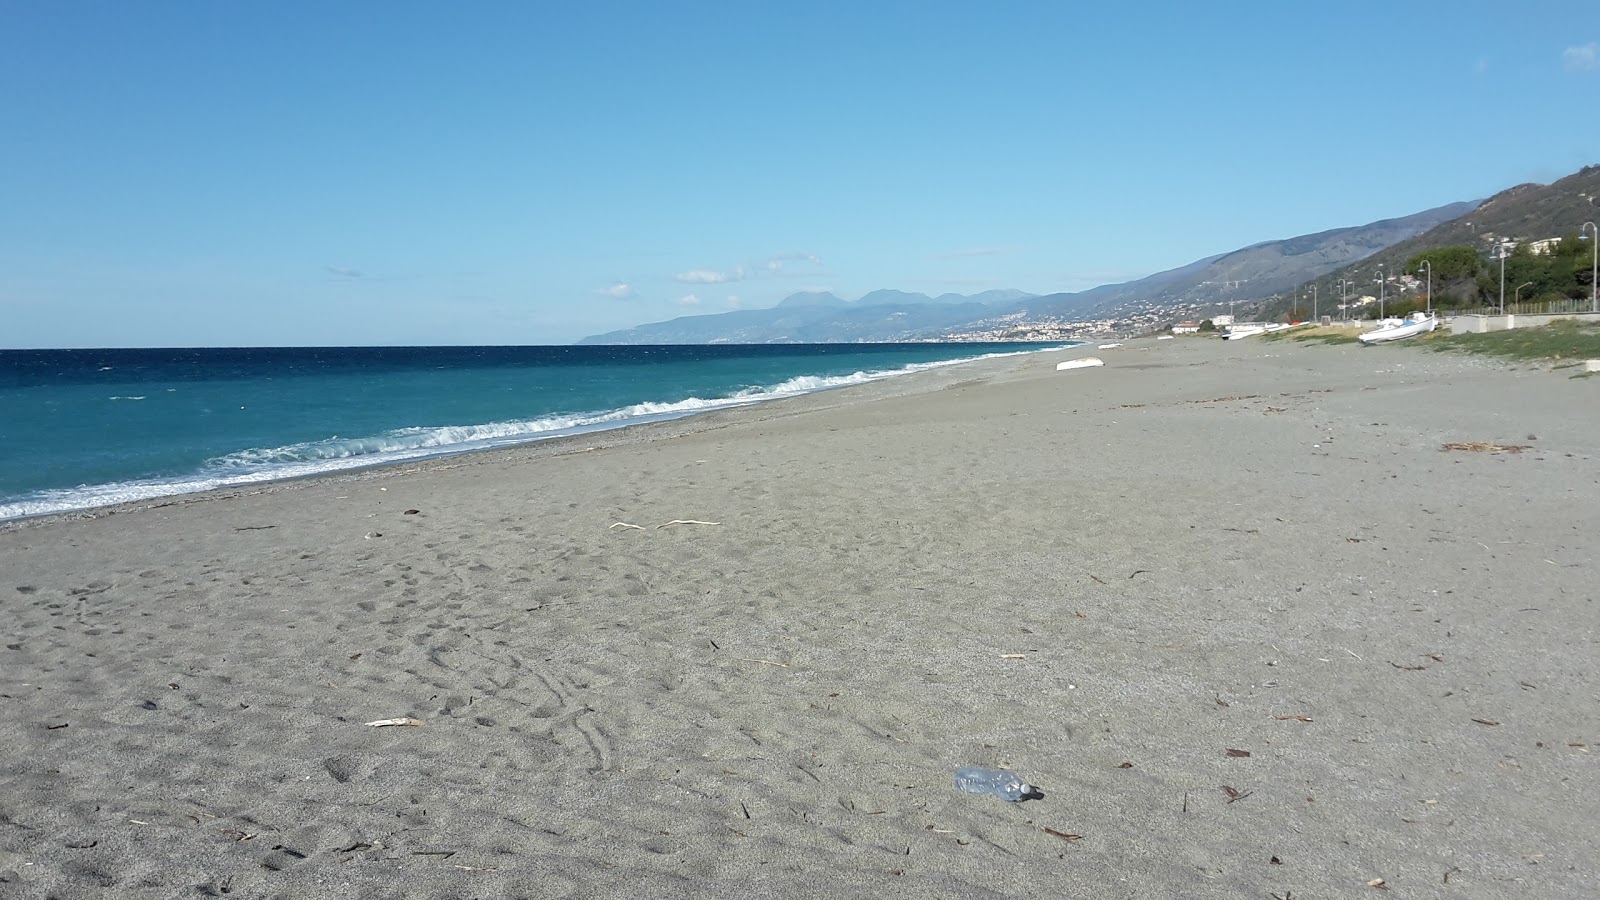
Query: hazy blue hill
775,291,848,309
579,290,1025,344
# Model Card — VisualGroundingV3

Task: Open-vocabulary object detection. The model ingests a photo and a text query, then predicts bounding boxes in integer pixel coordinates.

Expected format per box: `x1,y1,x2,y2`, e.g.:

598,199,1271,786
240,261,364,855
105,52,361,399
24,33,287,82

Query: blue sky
3,1,1598,347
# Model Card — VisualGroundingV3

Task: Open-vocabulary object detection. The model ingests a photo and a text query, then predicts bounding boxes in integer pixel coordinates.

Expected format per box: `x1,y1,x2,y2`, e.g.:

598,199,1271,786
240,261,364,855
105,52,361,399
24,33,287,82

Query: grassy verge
1426,318,1600,363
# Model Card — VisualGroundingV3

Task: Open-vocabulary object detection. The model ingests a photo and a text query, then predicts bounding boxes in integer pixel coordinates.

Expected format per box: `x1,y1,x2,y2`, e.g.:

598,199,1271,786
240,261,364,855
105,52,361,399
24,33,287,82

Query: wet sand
2,336,1596,898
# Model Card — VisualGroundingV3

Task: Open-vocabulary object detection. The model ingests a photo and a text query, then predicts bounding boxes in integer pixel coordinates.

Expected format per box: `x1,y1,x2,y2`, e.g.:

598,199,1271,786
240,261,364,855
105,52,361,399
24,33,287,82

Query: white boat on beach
1358,312,1436,345
1221,325,1266,340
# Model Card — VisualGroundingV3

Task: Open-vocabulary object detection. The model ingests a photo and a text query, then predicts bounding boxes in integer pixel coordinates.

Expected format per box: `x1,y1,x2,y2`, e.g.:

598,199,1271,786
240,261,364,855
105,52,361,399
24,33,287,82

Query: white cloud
675,268,741,284
678,293,700,305
763,252,822,272
1564,42,1599,73
598,283,634,299
726,295,742,309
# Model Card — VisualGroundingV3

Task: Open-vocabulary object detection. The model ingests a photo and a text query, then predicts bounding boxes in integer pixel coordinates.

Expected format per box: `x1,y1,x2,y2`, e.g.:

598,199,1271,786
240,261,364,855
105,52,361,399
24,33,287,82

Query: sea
0,342,1072,522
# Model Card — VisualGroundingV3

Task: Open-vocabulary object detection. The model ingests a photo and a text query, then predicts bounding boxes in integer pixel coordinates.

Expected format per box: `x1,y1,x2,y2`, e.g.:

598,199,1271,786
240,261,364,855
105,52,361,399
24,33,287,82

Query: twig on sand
1000,653,1027,660
659,519,721,528
609,522,645,530
365,717,425,727
1442,441,1528,453
738,658,789,668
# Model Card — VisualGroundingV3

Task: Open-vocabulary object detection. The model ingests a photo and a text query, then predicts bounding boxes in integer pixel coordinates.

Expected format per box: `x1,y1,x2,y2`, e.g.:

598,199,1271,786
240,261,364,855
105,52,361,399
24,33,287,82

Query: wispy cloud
597,283,634,299
676,252,823,283
761,252,823,273
675,268,743,284
325,265,363,279
1564,42,1599,73
726,295,742,309
678,293,701,305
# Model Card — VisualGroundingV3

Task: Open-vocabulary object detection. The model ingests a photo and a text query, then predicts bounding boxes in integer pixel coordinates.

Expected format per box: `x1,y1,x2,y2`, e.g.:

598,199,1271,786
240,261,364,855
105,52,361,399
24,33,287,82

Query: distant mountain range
573,169,1600,342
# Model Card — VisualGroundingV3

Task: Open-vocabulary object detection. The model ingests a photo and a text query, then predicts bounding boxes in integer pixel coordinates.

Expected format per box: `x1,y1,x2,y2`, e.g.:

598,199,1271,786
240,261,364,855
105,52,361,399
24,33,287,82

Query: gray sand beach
2,336,1596,898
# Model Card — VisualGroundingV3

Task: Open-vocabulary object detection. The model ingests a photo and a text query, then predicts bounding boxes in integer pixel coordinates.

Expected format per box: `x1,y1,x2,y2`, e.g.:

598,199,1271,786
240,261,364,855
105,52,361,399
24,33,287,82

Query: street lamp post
1514,280,1534,305
1339,277,1349,321
1377,265,1385,319
1496,242,1510,315
1417,259,1432,315
1312,283,1318,322
1582,222,1598,313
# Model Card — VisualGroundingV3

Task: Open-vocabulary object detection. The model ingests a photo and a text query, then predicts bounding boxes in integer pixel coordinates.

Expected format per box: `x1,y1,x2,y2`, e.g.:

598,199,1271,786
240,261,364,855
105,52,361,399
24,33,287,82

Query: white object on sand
1359,312,1436,345
1056,357,1104,370
1097,343,1123,349
1157,335,1175,340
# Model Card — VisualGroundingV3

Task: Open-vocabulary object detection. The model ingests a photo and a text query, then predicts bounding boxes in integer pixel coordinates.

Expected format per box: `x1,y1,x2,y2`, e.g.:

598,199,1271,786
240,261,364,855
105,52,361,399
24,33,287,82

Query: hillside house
1171,322,1201,334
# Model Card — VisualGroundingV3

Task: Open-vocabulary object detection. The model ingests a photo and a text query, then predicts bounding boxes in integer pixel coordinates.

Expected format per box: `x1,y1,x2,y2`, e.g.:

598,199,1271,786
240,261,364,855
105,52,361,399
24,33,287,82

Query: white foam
0,345,1076,522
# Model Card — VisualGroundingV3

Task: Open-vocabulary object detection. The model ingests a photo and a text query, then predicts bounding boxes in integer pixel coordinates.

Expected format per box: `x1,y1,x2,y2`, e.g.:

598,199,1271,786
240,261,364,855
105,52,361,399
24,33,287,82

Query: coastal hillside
578,202,1474,343
1266,165,1600,320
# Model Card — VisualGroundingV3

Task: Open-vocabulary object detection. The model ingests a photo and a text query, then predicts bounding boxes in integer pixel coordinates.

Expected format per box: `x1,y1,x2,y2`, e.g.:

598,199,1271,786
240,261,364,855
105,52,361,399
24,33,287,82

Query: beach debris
1443,867,1460,883
737,657,788,668
1390,661,1427,671
221,828,257,842
46,722,69,730
365,717,425,727
1088,574,1106,584
1442,441,1528,453
1367,878,1388,889
1265,406,1286,413
1471,718,1501,727
1117,762,1134,768
234,524,277,531
1271,715,1313,722
954,766,1034,801
403,509,420,515
364,531,382,539
658,519,721,528
1225,748,1251,758
1128,569,1150,579
1000,653,1027,660
1221,785,1252,803
1055,357,1104,370
1041,827,1082,842
608,522,645,530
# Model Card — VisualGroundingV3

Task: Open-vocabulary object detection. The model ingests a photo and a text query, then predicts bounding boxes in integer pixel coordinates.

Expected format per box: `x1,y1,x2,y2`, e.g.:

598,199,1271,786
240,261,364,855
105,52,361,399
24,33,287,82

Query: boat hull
1359,316,1436,345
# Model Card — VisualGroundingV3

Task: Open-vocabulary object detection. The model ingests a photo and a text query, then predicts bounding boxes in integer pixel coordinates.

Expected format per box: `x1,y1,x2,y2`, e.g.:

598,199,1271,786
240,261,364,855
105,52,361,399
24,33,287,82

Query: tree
1406,246,1479,281
1199,319,1216,332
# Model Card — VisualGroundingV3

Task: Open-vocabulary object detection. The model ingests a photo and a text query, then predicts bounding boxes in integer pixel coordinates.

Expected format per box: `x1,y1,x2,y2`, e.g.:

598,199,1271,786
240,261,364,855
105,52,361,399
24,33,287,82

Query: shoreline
0,343,1080,528
3,335,1595,898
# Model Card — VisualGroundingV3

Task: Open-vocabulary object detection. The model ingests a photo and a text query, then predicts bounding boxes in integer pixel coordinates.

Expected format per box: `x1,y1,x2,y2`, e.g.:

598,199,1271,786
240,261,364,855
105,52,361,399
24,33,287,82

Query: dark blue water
0,343,1070,520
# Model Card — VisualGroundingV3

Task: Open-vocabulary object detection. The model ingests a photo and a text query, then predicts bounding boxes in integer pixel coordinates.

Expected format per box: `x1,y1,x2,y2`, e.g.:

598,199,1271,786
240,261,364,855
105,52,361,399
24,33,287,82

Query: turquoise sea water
0,343,1070,521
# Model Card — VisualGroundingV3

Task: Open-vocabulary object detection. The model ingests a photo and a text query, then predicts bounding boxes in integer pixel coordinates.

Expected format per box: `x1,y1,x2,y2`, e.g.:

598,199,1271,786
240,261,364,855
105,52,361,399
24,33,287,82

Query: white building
1171,322,1201,334
1211,314,1234,327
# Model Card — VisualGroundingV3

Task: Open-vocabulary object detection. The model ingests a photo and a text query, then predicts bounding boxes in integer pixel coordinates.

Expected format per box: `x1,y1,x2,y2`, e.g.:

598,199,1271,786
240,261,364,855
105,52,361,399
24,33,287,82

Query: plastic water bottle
953,766,1033,801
